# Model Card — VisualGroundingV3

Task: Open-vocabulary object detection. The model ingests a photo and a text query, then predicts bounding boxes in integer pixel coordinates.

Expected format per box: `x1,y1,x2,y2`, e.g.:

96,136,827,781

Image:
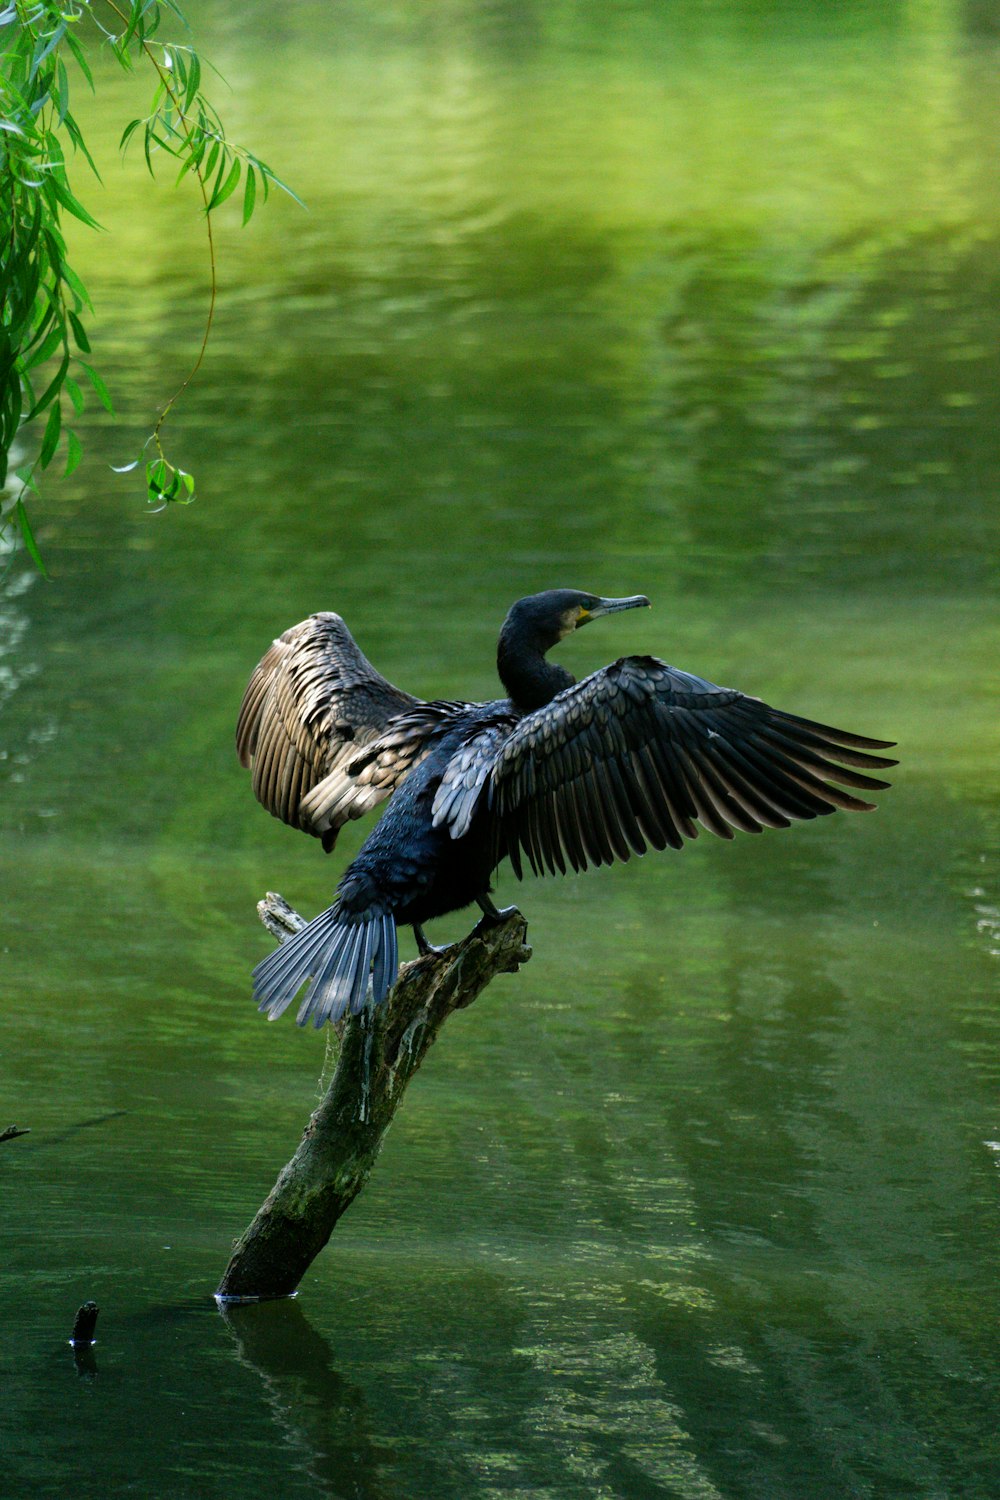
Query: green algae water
2,2,998,1496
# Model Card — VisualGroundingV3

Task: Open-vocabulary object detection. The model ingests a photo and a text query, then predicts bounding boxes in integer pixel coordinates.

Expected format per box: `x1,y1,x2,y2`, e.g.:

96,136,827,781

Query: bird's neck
497,627,574,713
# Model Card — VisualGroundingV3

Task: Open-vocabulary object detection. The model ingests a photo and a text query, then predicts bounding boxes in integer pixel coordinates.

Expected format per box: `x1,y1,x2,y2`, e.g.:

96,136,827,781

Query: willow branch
103,0,218,456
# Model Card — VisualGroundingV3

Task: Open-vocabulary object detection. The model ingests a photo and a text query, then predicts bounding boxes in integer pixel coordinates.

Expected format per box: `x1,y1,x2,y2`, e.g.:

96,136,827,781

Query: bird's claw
475,895,521,926
412,923,455,958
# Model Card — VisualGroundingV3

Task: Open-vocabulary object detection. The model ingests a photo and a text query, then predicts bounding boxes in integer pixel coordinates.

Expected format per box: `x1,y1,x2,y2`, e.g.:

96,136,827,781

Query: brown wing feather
236,613,418,844
300,700,470,840
489,656,897,878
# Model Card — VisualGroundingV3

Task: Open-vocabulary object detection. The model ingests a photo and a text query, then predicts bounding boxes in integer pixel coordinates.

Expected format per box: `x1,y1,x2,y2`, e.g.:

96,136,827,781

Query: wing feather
430,714,517,841
236,612,418,844
489,656,896,878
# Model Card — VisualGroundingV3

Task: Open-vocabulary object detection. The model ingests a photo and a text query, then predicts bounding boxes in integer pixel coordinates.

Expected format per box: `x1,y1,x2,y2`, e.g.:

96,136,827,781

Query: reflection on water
0,569,39,711
1,0,998,1496
220,1300,391,1499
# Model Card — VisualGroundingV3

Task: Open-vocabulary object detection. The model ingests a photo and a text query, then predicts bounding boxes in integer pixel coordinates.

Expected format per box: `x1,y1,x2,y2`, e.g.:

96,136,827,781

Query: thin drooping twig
216,896,531,1302
102,0,218,461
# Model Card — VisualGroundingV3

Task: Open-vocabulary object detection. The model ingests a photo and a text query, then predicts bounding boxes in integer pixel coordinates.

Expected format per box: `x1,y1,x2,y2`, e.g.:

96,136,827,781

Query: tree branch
216,897,531,1302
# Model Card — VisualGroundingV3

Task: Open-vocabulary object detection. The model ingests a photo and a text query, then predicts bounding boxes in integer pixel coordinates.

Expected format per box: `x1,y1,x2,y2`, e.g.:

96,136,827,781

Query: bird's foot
412,923,453,957
475,893,521,925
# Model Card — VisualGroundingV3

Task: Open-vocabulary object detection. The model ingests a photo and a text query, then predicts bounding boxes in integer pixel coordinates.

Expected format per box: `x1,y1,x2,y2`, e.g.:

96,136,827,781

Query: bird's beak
583,594,651,623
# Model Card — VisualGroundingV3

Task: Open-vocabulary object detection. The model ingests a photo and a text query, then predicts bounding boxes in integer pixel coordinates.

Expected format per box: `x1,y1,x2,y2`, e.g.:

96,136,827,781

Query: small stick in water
70,1301,99,1346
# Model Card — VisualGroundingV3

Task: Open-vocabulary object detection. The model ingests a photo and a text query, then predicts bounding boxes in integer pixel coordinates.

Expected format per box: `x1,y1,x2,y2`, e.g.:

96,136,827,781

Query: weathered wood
216,898,530,1302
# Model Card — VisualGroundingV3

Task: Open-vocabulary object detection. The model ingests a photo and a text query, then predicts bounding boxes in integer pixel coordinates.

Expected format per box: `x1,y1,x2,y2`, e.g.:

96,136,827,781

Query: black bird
238,590,895,1027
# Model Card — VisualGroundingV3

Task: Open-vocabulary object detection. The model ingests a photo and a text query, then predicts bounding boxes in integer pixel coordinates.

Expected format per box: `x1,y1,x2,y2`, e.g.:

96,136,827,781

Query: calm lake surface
2,2,998,1496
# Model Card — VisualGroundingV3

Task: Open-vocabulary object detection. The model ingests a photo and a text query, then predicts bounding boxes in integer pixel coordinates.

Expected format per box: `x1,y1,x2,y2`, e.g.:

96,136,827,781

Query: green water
2,2,998,1495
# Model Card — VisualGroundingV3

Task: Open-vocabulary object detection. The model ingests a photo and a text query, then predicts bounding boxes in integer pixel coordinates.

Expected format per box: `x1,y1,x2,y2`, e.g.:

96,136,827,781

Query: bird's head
503,589,651,652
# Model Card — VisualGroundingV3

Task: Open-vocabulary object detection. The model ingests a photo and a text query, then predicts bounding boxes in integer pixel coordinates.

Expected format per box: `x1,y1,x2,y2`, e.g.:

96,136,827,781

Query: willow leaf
14,500,48,577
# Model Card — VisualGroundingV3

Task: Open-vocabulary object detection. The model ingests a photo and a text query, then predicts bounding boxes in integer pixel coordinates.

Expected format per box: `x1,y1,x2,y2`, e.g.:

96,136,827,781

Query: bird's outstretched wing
236,612,418,847
431,711,519,839
488,656,897,877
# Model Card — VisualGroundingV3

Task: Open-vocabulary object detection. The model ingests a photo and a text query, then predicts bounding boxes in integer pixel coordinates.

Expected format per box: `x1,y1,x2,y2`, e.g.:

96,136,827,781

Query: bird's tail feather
252,904,399,1028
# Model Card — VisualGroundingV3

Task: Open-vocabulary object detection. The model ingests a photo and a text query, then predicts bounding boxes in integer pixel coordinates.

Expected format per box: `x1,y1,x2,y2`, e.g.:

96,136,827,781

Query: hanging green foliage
0,0,299,569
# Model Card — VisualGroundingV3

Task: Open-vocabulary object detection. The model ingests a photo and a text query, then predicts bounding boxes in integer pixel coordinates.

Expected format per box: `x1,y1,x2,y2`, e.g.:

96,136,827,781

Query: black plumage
238,590,896,1027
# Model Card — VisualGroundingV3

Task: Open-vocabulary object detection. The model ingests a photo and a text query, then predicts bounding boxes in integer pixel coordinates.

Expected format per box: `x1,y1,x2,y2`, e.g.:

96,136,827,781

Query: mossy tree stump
216,893,530,1302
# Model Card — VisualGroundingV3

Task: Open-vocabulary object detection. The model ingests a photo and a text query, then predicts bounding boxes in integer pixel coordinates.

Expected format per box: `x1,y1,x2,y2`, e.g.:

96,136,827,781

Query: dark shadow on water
42,1111,129,1146
218,1298,398,1500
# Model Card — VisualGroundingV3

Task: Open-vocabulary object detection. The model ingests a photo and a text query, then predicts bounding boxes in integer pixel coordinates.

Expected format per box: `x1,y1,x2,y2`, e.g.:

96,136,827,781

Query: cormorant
237,590,895,1027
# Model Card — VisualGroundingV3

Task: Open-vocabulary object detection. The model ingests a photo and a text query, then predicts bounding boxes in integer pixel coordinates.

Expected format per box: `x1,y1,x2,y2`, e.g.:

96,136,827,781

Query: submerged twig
70,1301,99,1346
